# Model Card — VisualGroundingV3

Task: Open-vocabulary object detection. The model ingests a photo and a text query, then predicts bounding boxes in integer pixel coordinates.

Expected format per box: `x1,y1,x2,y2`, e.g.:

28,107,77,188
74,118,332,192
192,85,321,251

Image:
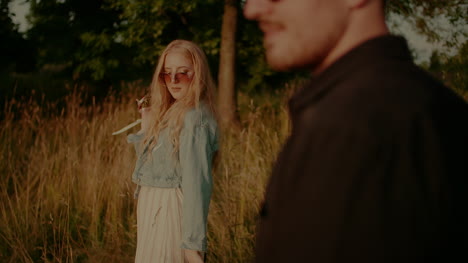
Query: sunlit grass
0,86,291,262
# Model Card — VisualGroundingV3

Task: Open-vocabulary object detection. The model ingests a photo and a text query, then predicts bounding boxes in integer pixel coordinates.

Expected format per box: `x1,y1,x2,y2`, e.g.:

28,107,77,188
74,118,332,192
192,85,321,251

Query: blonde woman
127,40,218,263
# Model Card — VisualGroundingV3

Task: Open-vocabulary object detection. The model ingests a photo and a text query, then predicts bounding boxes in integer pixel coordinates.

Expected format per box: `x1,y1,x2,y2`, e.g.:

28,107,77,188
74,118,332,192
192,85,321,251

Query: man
244,0,468,262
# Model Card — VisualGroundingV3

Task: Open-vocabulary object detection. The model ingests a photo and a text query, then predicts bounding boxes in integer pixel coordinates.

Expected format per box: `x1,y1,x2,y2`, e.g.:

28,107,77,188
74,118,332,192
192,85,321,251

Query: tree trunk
218,0,240,128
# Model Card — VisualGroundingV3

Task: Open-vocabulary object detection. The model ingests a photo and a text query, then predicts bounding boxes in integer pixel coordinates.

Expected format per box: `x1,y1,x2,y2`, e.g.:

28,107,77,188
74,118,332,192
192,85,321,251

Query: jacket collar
289,35,413,115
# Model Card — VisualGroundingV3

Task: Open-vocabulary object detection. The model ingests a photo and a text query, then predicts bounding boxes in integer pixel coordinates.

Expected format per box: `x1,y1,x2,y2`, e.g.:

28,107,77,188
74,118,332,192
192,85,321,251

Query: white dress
135,186,185,263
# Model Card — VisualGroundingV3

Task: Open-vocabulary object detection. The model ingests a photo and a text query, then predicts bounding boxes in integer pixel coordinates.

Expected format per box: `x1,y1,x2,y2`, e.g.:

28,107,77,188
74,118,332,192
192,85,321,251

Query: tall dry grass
0,86,292,262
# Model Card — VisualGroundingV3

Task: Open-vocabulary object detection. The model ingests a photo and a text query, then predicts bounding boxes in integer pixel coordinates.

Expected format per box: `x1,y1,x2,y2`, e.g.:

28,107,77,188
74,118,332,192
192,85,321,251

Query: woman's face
161,51,194,100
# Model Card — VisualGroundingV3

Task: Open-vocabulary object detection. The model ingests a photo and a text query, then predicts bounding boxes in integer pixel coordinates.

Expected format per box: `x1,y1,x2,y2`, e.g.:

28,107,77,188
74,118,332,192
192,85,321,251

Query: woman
127,40,218,263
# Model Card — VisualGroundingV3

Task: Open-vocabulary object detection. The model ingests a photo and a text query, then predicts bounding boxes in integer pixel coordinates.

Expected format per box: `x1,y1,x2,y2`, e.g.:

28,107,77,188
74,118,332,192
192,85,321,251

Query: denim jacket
127,104,218,252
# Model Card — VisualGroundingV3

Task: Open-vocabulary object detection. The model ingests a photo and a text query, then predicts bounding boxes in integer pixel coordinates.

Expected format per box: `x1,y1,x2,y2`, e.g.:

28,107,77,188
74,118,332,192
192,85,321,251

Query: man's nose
243,0,270,20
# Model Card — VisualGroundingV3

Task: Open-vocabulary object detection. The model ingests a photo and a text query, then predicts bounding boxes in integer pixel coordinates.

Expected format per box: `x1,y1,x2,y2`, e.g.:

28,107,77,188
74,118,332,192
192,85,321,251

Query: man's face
244,0,350,72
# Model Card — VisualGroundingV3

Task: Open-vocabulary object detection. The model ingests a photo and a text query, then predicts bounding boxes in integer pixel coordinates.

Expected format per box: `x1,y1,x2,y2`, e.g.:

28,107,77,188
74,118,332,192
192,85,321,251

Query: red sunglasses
159,72,193,84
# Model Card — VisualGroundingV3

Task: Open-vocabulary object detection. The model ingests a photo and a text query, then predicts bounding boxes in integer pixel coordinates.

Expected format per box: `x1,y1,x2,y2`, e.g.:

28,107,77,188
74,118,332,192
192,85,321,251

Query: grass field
2,79,465,263
0,86,292,263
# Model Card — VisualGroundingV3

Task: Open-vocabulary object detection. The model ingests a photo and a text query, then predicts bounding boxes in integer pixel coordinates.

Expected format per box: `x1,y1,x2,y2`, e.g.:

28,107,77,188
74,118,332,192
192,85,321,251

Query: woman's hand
184,249,204,263
139,107,151,133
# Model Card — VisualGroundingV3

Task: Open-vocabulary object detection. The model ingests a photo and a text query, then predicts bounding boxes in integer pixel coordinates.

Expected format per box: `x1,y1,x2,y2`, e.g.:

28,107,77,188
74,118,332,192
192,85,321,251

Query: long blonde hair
144,40,217,155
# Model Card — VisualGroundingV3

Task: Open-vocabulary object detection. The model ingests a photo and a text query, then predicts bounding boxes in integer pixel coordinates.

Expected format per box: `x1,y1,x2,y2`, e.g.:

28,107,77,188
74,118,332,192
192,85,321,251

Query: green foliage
387,0,467,22
74,31,120,80
27,0,139,84
106,0,222,66
6,0,466,95
103,0,301,92
0,0,18,71
426,40,468,98
387,0,467,45
0,0,34,73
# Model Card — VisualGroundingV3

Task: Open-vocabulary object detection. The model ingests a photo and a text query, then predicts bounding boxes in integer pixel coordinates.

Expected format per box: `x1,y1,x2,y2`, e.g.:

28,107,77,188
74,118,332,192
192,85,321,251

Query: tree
426,40,468,97
27,0,133,87
0,0,33,73
0,0,17,72
218,0,239,128
18,0,466,121
106,0,222,68
386,0,467,46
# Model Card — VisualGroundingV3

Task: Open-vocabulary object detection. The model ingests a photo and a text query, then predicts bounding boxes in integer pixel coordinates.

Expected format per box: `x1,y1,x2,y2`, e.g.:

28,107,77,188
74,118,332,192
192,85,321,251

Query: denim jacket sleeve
179,109,218,251
127,130,145,155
